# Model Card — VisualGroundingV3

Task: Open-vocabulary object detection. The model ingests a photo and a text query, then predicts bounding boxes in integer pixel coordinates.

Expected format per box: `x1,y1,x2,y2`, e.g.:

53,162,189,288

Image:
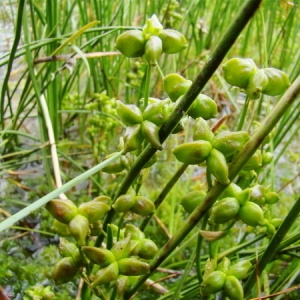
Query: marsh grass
0,0,299,299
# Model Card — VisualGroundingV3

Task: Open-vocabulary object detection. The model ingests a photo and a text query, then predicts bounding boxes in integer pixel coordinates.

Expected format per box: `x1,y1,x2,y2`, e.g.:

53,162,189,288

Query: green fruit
141,120,162,150
82,246,116,267
209,197,240,224
261,68,290,96
92,262,119,287
122,124,144,153
245,69,268,99
212,131,250,157
110,236,132,260
142,98,169,126
216,257,231,273
238,201,265,226
112,194,135,213
163,73,192,102
224,275,244,300
222,58,258,89
180,190,206,213
124,224,145,240
68,214,89,246
53,257,78,284
207,149,230,184
145,35,162,63
187,94,218,120
78,201,110,223
264,191,279,205
242,149,262,171
143,14,163,36
116,100,143,125
46,199,78,224
220,183,243,199
201,270,227,295
118,258,150,276
102,152,126,174
193,117,214,141
173,140,212,165
227,260,252,280
132,196,156,216
115,30,146,58
139,239,159,259
58,238,80,263
158,29,187,54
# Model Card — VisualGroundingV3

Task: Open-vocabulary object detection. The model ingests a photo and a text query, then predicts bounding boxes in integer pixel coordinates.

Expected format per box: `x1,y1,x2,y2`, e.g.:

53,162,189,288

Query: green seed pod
58,238,80,263
145,35,162,63
173,140,212,165
158,29,187,54
238,201,265,227
264,191,279,205
78,201,110,223
118,258,150,276
116,275,130,299
262,151,274,165
201,270,227,296
111,236,132,260
193,117,214,142
115,30,146,58
224,275,244,300
113,194,135,213
82,246,116,267
142,98,169,126
207,149,230,184
143,14,163,36
227,260,252,280
90,221,103,236
163,73,192,102
132,196,156,216
46,199,78,224
236,188,252,205
209,197,240,224
216,257,231,273
68,214,89,246
124,224,145,240
180,190,206,213
53,257,78,284
261,68,290,96
187,94,218,120
92,262,119,287
141,120,163,150
212,131,250,157
245,69,269,99
220,183,243,199
93,195,112,206
50,220,71,236
222,58,258,89
242,150,262,171
122,124,143,154
139,239,159,259
102,152,126,174
116,100,143,125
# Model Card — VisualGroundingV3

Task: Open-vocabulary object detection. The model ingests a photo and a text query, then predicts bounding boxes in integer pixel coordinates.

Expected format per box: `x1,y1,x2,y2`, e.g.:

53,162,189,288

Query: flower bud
209,197,240,224
212,131,250,157
68,214,89,246
238,201,265,227
111,236,131,260
118,258,150,276
224,275,244,300
193,117,214,142
78,201,110,223
112,194,135,213
115,30,146,58
227,260,252,280
187,94,218,120
222,58,258,89
158,29,187,54
173,140,212,165
145,35,162,63
245,69,268,99
201,270,227,295
92,262,119,287
261,68,290,96
46,199,77,224
132,196,156,216
116,100,143,125
139,239,159,259
207,149,229,184
163,73,192,102
141,120,163,150
180,190,206,213
122,124,143,153
82,246,116,267
53,257,78,284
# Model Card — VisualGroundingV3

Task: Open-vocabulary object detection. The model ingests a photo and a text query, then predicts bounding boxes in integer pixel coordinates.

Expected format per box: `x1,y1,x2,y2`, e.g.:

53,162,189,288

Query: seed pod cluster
115,14,187,62
222,57,290,99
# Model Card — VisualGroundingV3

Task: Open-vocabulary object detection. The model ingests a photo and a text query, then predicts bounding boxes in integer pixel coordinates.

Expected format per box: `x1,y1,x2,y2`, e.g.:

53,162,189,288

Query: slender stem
237,96,250,131
244,195,300,296
143,63,152,110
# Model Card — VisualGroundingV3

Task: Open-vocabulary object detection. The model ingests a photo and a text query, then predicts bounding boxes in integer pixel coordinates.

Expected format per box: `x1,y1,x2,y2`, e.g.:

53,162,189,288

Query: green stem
244,195,300,296
143,63,152,110
0,152,122,232
237,96,250,131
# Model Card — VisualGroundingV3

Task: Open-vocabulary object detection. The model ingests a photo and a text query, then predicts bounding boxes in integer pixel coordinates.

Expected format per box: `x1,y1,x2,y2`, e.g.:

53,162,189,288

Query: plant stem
237,96,250,130
143,63,152,110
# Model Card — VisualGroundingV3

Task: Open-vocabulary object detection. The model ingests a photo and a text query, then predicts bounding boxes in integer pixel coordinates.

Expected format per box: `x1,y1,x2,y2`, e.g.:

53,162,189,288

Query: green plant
1,0,300,299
